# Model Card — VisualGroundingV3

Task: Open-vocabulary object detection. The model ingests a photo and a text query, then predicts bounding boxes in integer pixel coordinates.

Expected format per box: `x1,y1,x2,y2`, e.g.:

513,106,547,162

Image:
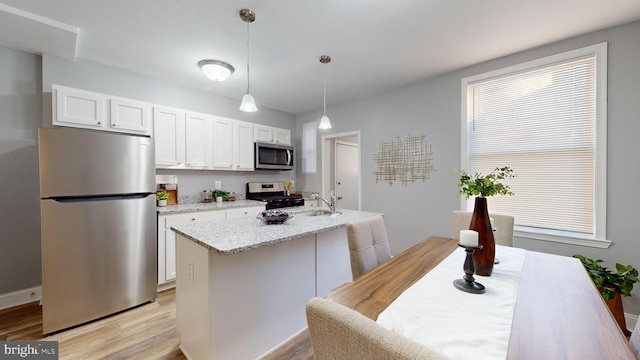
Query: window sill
514,230,611,249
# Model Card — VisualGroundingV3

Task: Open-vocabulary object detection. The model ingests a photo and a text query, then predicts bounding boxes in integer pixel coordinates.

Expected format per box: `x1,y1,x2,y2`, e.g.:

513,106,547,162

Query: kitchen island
171,209,381,360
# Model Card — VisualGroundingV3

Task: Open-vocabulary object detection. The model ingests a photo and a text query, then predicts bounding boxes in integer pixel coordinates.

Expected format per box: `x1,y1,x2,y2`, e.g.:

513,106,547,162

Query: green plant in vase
456,166,515,199
573,254,638,336
455,166,515,276
156,191,169,201
211,190,229,202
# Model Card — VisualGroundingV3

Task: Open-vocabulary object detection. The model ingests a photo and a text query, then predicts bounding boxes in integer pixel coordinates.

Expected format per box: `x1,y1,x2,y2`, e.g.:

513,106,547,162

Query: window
461,43,608,248
302,121,317,173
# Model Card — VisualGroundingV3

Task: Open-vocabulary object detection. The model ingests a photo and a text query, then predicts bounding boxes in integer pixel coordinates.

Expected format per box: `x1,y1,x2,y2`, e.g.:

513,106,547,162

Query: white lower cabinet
157,205,265,287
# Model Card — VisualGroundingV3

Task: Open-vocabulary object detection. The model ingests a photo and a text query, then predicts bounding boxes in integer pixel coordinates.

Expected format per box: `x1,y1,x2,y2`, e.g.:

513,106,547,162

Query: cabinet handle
97,121,102,125
112,123,117,127
191,218,196,221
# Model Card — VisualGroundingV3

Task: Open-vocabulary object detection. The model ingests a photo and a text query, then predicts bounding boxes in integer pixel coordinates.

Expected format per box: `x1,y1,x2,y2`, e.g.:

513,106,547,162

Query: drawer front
164,211,225,228
226,206,265,219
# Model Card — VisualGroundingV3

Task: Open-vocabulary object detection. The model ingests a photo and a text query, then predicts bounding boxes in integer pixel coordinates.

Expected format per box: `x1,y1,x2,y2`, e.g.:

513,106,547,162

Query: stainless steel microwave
255,142,294,170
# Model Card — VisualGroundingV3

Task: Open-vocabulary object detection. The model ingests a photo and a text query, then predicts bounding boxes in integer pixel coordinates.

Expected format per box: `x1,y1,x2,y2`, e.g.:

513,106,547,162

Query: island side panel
316,228,352,297
208,234,316,360
176,234,212,360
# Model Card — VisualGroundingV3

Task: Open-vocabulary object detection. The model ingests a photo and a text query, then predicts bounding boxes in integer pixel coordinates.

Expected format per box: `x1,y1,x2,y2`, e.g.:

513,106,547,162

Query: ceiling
2,1,640,115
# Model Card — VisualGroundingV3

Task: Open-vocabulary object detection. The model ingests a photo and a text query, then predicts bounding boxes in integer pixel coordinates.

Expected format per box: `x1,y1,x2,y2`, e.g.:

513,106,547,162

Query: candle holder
453,244,486,294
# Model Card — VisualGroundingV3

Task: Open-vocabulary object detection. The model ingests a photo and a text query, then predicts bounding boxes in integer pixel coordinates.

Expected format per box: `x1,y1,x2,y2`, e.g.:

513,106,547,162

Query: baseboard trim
0,286,42,310
157,281,175,293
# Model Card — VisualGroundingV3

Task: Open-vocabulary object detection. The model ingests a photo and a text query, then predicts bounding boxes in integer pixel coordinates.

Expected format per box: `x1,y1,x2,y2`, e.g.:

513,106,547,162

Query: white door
335,141,359,210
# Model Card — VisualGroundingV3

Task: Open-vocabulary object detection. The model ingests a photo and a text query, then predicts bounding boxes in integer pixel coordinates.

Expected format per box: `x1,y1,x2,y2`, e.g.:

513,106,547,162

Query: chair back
452,211,514,247
346,215,392,279
306,297,448,360
631,318,640,357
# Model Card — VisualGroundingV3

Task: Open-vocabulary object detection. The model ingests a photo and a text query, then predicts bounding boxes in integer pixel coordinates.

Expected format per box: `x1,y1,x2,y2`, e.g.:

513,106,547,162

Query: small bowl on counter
257,210,293,225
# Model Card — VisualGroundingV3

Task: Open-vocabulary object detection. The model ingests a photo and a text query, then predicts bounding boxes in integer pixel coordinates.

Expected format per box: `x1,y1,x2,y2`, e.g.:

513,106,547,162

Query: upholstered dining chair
631,318,640,357
452,211,515,247
346,215,392,279
306,297,449,360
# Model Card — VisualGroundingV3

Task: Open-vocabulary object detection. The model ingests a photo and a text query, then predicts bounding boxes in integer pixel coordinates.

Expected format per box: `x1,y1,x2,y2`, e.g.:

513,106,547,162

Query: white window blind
302,121,317,173
462,43,607,245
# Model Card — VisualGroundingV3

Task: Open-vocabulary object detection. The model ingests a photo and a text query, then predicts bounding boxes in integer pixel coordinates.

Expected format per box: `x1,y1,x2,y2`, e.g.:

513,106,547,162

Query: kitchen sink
299,210,342,217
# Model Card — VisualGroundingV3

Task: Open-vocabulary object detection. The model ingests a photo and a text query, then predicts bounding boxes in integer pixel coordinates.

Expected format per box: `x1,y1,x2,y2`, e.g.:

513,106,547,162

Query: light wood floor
0,288,313,360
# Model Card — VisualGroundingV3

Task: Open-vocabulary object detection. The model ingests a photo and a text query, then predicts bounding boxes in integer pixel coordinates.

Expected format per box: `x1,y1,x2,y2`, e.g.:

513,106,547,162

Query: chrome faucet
311,191,337,214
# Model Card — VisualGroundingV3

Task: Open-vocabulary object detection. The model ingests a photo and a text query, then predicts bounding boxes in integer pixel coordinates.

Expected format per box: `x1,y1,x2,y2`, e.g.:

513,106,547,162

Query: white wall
296,20,640,315
0,46,42,293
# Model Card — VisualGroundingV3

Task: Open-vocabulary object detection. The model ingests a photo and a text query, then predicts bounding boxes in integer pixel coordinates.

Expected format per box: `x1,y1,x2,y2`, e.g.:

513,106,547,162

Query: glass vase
470,197,495,276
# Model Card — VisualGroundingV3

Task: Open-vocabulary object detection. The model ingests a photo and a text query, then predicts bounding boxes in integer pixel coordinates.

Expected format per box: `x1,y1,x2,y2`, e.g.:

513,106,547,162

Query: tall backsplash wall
156,169,297,203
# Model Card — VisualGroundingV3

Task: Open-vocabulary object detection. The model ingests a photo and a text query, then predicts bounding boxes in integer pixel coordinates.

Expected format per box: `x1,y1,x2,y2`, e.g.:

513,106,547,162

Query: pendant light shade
318,55,332,129
318,115,332,130
239,93,258,112
239,9,257,112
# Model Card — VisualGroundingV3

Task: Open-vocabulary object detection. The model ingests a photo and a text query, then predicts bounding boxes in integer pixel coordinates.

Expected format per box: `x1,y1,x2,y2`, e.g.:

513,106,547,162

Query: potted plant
573,254,638,336
156,190,169,207
456,166,515,276
211,189,229,203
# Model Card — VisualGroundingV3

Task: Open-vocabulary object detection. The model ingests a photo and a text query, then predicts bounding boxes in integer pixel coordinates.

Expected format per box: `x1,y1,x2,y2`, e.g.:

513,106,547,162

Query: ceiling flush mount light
318,55,332,129
239,8,257,112
198,59,234,81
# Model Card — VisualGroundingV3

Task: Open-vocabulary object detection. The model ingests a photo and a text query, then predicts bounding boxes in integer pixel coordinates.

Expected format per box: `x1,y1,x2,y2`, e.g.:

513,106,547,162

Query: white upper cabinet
52,85,152,136
109,96,151,135
212,116,234,170
234,120,255,170
185,112,213,169
53,85,106,129
154,106,185,168
274,128,291,145
254,124,274,143
254,124,291,145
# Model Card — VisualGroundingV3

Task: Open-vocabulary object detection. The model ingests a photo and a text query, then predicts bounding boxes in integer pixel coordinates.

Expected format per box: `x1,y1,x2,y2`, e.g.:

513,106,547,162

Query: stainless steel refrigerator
38,127,157,334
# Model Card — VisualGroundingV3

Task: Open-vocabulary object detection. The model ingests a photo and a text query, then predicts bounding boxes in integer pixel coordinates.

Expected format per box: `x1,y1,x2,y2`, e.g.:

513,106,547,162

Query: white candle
459,230,479,247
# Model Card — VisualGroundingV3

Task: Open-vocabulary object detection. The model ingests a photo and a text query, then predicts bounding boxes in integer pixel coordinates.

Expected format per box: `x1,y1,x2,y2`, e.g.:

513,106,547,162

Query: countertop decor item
211,189,229,203
456,166,515,276
573,254,638,336
257,209,293,225
156,190,169,207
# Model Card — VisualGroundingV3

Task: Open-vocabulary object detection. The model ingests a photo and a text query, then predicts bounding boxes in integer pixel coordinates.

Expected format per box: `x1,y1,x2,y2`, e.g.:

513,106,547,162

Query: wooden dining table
326,236,636,359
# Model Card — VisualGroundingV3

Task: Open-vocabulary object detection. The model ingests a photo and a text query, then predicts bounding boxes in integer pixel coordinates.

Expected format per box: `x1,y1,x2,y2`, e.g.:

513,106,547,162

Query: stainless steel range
246,182,304,209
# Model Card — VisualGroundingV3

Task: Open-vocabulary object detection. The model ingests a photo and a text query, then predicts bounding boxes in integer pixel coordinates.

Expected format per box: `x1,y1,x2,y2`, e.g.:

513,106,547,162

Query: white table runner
376,245,526,360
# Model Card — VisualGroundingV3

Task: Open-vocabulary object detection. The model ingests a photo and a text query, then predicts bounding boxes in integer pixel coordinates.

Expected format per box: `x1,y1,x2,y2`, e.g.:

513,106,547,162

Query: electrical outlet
188,261,194,281
215,181,221,190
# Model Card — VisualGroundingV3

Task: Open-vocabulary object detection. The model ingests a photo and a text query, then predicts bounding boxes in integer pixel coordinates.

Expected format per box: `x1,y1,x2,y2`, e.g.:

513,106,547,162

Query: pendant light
318,55,332,129
239,8,258,112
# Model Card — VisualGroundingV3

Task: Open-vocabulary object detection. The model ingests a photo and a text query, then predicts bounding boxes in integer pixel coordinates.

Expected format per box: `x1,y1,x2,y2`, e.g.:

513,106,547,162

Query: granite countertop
157,199,266,215
171,209,382,255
